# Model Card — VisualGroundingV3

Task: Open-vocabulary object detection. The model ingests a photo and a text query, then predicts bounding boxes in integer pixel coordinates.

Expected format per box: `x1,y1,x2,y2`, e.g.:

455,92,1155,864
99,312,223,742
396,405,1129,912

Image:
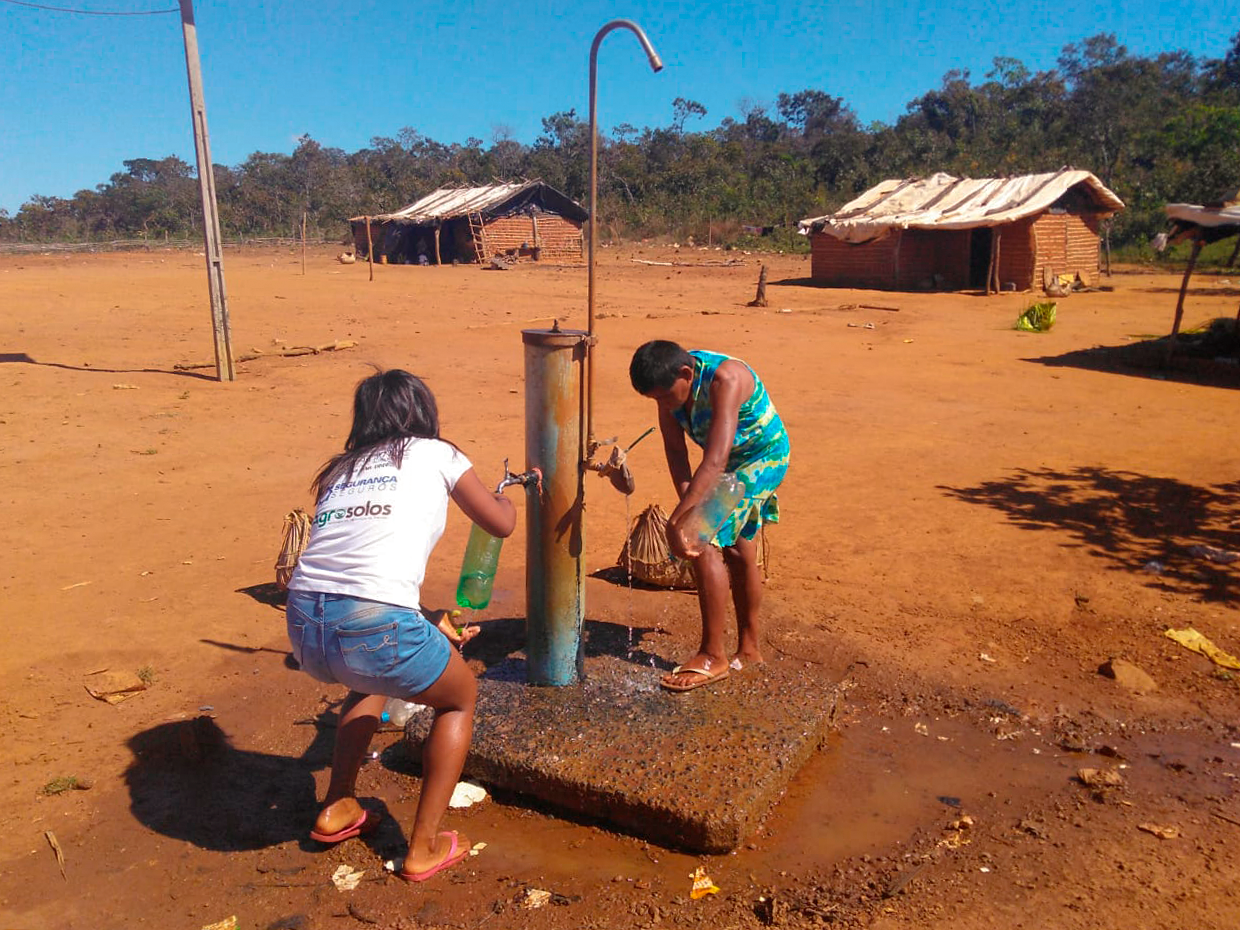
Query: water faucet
495,458,542,493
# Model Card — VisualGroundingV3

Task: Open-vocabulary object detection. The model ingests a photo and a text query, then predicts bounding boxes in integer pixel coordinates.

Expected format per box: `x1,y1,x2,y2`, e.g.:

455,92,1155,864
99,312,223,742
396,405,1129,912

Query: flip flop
309,808,381,844
661,663,730,693
398,830,470,883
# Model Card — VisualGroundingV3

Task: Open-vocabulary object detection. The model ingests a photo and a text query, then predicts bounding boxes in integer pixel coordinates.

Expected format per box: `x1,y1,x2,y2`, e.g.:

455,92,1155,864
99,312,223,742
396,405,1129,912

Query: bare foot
314,797,364,836
730,649,765,671
403,830,470,878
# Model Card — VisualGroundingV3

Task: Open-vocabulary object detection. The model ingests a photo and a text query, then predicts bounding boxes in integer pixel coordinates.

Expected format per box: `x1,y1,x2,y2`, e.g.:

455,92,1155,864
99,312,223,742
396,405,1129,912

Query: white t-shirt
289,437,472,609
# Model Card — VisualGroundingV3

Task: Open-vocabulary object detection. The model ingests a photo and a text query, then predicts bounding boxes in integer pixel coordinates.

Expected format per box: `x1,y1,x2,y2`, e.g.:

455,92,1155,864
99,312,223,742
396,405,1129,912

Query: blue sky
0,0,1230,213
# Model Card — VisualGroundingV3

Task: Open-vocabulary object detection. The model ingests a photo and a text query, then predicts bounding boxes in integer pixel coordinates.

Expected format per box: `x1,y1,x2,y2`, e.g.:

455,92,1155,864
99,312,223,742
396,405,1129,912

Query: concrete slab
406,652,839,853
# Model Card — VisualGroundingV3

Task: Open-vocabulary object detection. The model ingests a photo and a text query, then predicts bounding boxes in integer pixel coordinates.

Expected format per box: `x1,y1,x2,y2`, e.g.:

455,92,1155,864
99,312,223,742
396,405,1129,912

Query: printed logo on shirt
321,474,398,502
314,499,393,527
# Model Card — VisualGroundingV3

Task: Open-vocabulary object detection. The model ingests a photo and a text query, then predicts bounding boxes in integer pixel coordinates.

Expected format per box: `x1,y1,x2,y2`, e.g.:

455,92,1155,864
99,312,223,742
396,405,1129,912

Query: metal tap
495,458,542,493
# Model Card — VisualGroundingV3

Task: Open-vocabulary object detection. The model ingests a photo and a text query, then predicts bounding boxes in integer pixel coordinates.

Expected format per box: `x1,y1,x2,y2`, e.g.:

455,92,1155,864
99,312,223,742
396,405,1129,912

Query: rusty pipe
587,19,662,457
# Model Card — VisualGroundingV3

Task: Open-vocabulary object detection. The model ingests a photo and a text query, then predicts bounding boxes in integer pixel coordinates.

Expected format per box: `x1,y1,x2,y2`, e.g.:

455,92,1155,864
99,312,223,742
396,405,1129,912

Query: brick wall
480,212,583,259
811,231,897,287
1031,212,1101,286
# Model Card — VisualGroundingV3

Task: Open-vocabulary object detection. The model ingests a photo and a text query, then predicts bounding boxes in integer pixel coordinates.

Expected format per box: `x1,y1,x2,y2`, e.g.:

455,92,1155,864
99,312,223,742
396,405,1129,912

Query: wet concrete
406,652,839,853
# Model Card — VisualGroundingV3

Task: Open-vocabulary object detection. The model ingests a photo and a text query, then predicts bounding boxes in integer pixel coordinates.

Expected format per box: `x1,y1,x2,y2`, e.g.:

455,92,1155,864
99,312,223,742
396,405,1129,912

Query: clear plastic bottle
381,697,420,728
690,472,747,547
456,523,504,610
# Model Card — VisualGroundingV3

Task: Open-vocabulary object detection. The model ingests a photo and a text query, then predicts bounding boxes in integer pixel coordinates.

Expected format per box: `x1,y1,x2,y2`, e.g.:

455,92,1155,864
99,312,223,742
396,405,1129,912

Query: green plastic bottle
456,523,503,609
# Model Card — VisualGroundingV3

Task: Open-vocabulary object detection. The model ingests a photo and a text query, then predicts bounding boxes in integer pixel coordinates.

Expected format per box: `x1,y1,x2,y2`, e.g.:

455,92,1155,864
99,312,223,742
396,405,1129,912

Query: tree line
2,33,1237,250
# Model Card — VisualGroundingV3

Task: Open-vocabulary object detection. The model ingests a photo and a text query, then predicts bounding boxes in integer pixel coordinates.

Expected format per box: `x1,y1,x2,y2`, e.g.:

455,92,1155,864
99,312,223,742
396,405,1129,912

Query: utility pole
179,0,235,382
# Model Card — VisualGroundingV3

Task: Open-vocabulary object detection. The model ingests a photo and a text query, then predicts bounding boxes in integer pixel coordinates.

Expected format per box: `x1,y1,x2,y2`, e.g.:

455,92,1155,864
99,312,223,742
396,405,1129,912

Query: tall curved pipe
587,20,662,455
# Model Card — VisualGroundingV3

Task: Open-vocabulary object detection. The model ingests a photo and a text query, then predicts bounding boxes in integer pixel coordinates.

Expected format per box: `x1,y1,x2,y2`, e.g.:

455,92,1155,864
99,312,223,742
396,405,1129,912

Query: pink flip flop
398,830,470,883
309,808,381,844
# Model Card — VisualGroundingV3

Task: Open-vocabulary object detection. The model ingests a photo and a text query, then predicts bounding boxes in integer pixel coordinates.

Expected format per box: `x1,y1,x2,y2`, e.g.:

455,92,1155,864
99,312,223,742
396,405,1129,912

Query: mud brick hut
798,169,1124,293
349,181,587,265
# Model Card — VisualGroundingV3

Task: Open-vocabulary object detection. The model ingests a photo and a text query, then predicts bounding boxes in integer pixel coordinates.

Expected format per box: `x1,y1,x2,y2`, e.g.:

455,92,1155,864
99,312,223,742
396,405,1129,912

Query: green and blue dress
672,350,790,547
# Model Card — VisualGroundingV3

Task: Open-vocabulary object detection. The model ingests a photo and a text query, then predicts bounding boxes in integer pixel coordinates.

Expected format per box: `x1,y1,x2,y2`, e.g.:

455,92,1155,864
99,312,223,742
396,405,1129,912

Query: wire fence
0,236,334,255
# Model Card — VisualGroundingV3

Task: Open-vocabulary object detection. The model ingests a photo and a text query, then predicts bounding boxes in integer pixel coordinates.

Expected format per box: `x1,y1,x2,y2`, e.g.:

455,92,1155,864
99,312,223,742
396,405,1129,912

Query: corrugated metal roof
799,169,1124,243
351,181,542,223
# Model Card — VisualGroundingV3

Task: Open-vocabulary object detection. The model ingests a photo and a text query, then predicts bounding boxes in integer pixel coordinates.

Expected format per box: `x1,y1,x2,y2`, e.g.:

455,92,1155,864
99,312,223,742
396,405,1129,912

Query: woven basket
274,508,313,590
616,504,696,589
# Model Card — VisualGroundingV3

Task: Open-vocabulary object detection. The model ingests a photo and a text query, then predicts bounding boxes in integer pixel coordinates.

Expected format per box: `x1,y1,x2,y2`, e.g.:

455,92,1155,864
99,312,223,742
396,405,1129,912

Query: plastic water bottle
456,523,504,610
690,472,747,547
381,697,419,727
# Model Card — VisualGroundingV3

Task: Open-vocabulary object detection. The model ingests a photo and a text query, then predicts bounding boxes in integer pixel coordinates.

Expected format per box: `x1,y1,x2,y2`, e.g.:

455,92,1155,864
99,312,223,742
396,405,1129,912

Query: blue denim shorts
286,591,451,698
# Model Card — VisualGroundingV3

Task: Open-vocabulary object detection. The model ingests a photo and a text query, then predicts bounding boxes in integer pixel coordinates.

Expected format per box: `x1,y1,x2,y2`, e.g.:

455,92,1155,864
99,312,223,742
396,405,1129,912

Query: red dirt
2,245,1239,929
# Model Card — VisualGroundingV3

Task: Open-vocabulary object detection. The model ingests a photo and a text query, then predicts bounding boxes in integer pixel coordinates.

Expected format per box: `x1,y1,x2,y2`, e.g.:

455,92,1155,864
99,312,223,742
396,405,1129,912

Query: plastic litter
689,866,720,899
331,864,365,891
1164,628,1240,670
381,698,425,727
1015,301,1056,332
522,888,552,908
448,781,488,809
200,918,237,930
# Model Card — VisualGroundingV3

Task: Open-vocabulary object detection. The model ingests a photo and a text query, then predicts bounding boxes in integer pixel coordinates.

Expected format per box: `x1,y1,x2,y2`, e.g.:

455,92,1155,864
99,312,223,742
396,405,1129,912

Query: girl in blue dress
630,340,791,691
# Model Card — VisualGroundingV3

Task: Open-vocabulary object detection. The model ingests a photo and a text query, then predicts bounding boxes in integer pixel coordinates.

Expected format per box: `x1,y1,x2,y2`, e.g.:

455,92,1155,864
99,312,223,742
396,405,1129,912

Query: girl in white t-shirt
287,369,518,883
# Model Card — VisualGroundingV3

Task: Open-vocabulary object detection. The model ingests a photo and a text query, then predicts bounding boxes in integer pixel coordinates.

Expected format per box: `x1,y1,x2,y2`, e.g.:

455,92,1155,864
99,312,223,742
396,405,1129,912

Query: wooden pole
365,217,374,282
992,232,1003,293
1169,236,1203,345
433,225,442,266
985,233,997,295
747,264,768,307
301,211,307,275
178,0,234,382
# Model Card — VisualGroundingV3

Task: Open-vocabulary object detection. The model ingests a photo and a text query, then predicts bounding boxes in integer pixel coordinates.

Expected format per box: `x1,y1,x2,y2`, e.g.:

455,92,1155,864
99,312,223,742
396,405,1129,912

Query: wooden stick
434,225,442,266
1169,236,1203,345
747,264,768,307
300,211,307,276
365,216,374,282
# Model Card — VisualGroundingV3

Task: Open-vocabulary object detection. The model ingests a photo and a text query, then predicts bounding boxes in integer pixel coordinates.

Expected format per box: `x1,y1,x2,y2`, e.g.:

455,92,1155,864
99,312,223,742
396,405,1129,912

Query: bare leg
401,648,476,876
723,536,764,667
314,691,386,835
661,545,731,689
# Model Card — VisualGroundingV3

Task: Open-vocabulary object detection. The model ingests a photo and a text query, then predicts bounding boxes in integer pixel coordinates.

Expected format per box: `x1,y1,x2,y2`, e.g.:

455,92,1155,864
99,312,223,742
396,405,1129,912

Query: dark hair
629,340,693,394
312,369,440,500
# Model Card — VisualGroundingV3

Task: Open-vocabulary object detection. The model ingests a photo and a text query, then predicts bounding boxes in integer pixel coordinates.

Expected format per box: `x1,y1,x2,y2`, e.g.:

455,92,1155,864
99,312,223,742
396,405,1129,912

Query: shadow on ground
0,351,215,381
466,616,671,675
940,466,1240,605
124,712,368,853
1023,327,1240,390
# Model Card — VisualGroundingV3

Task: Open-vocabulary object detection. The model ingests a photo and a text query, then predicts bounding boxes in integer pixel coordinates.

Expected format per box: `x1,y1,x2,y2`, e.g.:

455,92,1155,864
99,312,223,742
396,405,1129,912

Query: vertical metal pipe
523,329,588,685
587,20,662,453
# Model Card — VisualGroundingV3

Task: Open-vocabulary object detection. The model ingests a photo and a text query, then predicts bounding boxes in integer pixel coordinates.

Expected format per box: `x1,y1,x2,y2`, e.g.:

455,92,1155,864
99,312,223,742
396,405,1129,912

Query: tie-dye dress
672,350,791,547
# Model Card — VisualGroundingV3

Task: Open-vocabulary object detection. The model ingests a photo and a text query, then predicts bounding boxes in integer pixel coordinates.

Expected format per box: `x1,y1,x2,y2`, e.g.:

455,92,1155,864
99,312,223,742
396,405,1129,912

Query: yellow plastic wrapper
1164,628,1240,670
689,866,720,899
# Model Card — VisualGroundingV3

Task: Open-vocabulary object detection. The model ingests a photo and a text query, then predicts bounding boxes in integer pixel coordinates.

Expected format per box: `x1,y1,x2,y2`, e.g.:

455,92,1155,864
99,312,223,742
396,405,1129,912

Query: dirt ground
2,243,1239,930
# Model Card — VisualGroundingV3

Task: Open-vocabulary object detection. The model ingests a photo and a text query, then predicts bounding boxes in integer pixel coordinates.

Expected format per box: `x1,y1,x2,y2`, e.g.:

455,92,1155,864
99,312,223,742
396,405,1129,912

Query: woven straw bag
274,508,313,590
617,504,696,589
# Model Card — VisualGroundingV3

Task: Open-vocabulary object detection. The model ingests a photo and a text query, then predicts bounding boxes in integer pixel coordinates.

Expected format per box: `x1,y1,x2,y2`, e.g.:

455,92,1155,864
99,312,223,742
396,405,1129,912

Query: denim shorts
286,591,451,698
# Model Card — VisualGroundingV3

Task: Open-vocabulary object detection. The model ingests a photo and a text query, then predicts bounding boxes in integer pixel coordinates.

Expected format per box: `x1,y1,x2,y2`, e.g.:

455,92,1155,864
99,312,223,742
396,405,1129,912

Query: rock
1098,658,1157,694
1077,767,1125,788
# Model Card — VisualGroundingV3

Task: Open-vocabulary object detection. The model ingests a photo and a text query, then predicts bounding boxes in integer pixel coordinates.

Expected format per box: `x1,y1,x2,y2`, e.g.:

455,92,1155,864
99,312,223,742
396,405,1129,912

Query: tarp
1166,203,1240,229
350,180,587,225
799,168,1124,244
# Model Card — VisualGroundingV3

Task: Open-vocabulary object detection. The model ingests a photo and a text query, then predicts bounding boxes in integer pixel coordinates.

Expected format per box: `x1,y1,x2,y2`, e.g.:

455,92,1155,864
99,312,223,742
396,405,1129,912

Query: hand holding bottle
429,607,479,647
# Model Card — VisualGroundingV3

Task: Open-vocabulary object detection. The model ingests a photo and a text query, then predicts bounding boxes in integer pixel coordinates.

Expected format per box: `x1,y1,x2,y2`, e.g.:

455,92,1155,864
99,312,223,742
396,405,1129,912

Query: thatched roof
799,168,1124,244
350,180,587,225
